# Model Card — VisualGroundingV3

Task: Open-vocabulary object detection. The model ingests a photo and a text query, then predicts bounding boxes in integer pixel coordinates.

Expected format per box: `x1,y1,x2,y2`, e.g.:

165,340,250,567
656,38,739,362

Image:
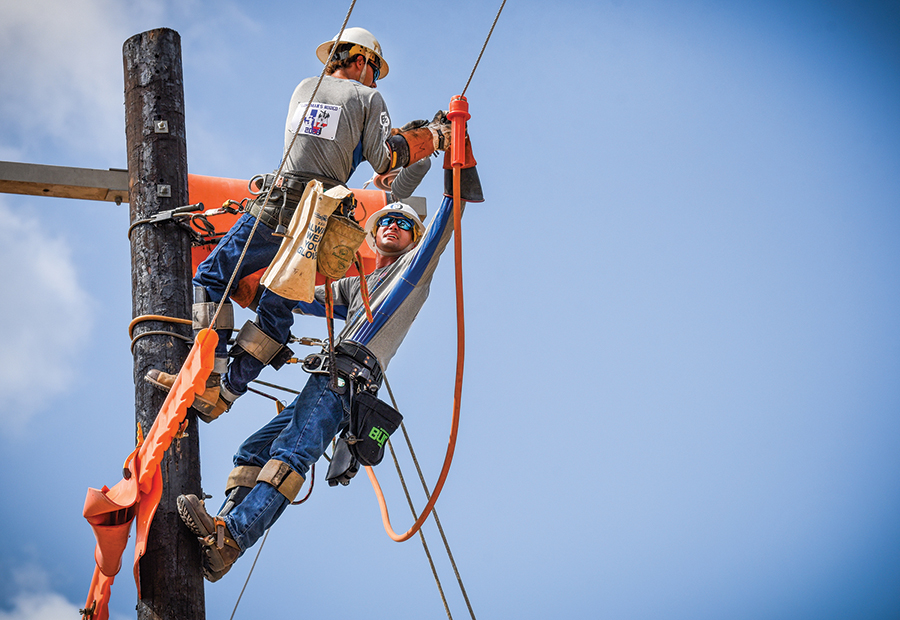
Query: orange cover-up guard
81,329,217,620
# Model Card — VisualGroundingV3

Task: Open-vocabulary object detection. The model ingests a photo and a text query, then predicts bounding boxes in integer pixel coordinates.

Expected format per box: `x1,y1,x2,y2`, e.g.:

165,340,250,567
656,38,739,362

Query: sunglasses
378,215,414,231
366,60,380,83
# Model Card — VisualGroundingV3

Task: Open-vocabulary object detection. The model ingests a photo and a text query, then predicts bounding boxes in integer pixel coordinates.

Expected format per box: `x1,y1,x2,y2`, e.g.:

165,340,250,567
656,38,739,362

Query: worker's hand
400,118,428,131
427,110,452,152
388,119,427,139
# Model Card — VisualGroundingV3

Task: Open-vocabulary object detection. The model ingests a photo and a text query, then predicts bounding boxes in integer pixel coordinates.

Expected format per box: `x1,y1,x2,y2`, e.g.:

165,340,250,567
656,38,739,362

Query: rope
229,528,270,620
130,330,192,353
222,14,359,619
355,251,374,322
291,462,315,505
251,379,301,396
128,314,194,353
461,0,507,97
364,0,506,547
381,375,452,618
245,386,284,408
128,314,192,340
385,436,453,619
207,0,358,334
383,374,477,619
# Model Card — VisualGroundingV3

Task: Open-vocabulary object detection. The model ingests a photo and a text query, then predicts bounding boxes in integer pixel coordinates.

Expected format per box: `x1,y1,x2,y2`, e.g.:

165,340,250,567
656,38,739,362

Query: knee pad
258,459,305,502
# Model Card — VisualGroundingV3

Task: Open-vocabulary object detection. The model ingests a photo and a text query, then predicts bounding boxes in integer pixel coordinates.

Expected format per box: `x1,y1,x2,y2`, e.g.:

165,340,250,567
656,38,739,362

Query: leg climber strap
192,286,235,332
226,465,261,493
231,320,293,369
258,459,305,502
219,465,261,518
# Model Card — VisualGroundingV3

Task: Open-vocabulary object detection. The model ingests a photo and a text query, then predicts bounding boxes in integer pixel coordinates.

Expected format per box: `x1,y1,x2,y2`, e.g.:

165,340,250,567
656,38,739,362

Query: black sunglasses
367,60,380,82
378,215,413,231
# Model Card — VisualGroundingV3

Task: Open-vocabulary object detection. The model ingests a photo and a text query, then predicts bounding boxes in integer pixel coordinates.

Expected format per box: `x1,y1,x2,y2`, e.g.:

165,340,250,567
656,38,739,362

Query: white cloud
0,592,82,620
0,0,164,165
0,201,94,433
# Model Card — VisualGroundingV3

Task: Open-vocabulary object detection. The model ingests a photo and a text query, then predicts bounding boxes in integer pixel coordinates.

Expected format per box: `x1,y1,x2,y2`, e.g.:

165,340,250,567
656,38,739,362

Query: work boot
144,369,235,423
177,494,241,582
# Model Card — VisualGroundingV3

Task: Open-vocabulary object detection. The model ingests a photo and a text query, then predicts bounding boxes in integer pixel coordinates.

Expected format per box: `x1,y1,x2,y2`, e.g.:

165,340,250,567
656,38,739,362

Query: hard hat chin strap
376,241,416,258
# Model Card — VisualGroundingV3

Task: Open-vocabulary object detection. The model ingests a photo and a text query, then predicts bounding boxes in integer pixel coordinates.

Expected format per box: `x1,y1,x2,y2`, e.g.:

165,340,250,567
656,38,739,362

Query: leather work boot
144,369,233,423
177,494,241,582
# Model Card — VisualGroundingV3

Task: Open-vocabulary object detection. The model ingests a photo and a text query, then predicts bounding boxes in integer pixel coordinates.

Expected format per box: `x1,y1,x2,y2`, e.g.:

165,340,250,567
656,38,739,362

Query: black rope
129,330,192,354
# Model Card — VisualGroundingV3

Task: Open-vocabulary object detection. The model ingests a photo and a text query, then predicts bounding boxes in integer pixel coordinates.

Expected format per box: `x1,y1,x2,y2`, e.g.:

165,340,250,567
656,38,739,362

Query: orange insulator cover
187,175,390,305
81,329,217,620
447,96,470,167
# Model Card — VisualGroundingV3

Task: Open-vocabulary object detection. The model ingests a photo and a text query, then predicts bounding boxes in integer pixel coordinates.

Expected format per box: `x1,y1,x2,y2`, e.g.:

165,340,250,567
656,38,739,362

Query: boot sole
203,563,232,582
147,372,220,422
177,495,234,574
177,495,214,538
145,373,172,393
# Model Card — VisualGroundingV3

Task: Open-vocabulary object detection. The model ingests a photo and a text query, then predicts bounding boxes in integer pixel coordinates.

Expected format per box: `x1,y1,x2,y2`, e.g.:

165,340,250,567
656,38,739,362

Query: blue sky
1,1,898,619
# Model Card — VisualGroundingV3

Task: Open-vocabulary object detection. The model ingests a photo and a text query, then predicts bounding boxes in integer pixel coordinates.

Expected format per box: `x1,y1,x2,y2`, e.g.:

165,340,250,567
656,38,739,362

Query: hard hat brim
365,204,425,251
315,37,390,78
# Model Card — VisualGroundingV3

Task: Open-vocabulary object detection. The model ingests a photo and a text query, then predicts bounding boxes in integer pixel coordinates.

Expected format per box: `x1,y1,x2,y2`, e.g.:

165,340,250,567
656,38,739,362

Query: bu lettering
368,427,389,447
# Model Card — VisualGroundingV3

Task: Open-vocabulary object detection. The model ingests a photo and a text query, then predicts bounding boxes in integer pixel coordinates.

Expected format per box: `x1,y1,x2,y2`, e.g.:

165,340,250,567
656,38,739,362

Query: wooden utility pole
124,28,206,620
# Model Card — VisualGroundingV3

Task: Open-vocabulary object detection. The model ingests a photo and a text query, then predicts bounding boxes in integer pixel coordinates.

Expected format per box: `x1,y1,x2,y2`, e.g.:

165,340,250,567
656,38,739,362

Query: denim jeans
192,213,298,394
223,373,351,551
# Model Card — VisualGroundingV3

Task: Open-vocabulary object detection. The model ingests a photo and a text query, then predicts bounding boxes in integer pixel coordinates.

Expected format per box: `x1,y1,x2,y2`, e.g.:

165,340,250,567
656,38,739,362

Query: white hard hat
365,202,425,251
316,27,389,79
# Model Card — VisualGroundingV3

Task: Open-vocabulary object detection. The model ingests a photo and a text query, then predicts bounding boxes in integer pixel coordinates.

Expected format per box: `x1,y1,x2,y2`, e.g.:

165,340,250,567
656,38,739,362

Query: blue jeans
192,213,298,394
223,373,351,550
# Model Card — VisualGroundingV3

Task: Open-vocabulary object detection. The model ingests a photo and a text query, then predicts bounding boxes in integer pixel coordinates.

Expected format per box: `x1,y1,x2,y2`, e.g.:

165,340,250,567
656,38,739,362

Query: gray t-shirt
299,196,463,371
284,75,393,183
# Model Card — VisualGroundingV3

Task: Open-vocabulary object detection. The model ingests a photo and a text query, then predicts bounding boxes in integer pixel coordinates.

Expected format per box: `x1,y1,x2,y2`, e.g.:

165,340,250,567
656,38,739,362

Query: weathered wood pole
124,28,206,620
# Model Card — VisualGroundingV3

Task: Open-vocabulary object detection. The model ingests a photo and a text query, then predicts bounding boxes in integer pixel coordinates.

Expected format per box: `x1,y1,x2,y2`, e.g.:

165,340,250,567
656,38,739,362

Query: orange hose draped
365,95,470,542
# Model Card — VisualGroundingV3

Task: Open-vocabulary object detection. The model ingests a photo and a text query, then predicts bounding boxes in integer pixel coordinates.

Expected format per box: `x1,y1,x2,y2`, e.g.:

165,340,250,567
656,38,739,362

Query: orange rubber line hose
365,95,469,542
128,314,192,341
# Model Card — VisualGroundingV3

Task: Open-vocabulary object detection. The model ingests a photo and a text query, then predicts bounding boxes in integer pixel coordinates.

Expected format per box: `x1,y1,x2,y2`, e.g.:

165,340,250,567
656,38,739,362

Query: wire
461,0,507,97
384,374,477,619
229,528,270,620
208,0,358,333
130,330,192,354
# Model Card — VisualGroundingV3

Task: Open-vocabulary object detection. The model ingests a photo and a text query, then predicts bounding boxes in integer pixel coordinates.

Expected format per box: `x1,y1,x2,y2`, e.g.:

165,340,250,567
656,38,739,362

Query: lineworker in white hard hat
176,134,483,582
146,27,452,422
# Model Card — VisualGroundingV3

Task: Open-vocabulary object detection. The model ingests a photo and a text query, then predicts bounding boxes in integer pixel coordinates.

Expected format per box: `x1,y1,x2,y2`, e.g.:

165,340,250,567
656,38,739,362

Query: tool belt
301,340,383,394
247,171,341,231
